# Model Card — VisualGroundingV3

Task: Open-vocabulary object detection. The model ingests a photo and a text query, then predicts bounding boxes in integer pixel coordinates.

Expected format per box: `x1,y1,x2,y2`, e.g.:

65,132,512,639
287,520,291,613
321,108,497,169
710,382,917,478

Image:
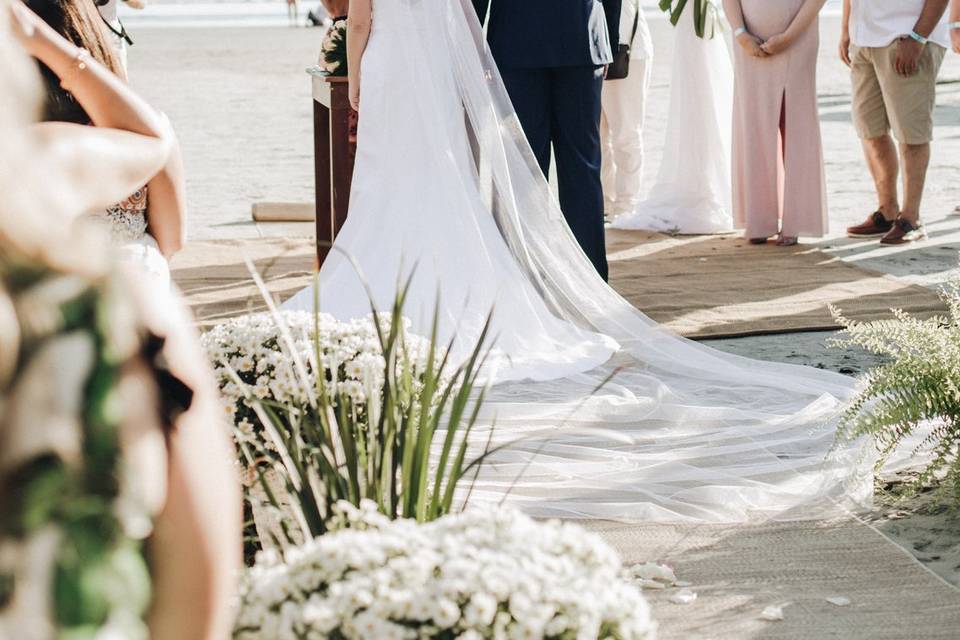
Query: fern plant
830,272,960,499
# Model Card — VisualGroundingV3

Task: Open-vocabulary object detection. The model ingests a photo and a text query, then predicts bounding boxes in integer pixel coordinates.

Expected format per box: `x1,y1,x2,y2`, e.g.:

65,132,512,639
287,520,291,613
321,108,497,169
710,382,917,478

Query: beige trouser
601,59,652,215
850,41,946,145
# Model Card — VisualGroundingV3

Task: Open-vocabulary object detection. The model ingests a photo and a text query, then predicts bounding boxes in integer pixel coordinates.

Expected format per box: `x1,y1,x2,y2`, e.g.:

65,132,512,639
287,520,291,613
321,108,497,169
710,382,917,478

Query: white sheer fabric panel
612,8,735,234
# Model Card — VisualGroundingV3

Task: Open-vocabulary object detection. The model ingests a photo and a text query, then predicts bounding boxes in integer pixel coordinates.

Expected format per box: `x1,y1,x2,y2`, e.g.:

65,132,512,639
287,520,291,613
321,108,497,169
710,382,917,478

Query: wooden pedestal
310,69,356,264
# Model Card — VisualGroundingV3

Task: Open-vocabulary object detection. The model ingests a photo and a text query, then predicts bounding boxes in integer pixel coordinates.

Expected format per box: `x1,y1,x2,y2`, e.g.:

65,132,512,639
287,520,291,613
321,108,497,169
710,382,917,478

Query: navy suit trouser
499,64,609,281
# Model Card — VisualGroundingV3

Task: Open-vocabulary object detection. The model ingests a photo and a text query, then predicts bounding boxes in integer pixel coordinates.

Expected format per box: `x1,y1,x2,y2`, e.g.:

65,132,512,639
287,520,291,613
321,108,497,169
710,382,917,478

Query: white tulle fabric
612,9,735,234
86,206,170,289
283,0,874,523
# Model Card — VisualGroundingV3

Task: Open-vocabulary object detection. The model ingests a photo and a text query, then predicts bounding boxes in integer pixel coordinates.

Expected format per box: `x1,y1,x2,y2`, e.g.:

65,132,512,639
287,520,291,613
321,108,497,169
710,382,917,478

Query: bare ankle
899,210,920,224
878,204,899,220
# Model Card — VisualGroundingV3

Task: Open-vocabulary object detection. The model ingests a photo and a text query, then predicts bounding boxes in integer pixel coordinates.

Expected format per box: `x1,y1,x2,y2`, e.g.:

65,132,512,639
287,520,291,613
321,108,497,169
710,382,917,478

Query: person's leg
500,67,552,176
605,59,651,215
776,95,797,245
880,43,947,225
730,50,782,241
599,101,617,215
862,135,901,219
899,142,931,224
779,28,828,244
550,65,608,280
847,45,900,237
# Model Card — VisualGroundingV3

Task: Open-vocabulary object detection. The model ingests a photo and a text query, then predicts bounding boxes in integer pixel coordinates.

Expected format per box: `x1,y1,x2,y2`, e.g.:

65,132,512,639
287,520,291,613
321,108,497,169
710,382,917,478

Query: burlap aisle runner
607,230,946,339
172,233,946,338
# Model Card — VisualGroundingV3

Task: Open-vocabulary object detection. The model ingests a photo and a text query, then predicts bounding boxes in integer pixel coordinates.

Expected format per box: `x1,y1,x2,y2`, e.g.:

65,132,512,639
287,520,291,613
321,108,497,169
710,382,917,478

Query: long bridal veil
380,0,874,523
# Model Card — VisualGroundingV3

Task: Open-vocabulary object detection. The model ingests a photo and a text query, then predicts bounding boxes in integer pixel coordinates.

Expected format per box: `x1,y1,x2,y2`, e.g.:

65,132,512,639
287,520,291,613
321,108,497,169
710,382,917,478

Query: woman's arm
760,0,827,55
347,0,372,111
31,122,168,216
147,381,241,640
140,288,242,640
12,2,187,255
722,0,767,58
144,123,187,258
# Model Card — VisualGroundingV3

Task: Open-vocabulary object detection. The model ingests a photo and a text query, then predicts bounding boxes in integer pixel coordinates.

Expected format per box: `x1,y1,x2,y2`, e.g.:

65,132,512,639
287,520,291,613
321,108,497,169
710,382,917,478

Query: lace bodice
88,187,148,242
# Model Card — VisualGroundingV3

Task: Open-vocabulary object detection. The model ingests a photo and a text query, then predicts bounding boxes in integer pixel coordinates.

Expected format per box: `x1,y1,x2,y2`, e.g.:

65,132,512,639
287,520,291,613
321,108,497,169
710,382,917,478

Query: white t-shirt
620,0,653,60
850,0,950,49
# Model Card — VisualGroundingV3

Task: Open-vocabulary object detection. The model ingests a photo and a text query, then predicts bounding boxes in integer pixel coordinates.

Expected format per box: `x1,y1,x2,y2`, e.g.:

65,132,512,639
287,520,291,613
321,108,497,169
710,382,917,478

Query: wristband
949,22,960,30
908,30,928,45
733,26,747,38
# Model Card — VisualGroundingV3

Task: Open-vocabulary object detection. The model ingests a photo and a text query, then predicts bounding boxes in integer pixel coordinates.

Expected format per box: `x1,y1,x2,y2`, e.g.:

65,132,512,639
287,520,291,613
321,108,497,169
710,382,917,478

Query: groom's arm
472,0,490,27
602,0,621,50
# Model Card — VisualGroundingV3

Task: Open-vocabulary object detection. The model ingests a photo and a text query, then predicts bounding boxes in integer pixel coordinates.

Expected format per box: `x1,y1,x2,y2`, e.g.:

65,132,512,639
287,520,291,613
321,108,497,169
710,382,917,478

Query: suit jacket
473,0,621,70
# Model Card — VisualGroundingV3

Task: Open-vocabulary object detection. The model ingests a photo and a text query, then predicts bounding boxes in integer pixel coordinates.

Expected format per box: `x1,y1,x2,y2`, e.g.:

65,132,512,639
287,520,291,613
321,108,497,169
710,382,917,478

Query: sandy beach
126,16,960,588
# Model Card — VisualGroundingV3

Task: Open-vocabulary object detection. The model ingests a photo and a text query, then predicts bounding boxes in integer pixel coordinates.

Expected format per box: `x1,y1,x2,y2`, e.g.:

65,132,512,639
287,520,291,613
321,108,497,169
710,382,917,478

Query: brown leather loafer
880,217,924,245
847,211,894,238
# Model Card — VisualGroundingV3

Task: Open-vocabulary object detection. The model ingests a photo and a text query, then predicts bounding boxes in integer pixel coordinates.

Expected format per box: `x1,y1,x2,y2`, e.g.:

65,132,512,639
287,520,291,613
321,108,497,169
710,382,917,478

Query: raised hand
736,31,768,58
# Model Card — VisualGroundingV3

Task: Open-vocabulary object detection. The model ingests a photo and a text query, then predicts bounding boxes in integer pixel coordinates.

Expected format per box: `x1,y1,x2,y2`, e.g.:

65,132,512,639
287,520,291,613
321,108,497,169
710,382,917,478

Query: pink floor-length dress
732,0,827,238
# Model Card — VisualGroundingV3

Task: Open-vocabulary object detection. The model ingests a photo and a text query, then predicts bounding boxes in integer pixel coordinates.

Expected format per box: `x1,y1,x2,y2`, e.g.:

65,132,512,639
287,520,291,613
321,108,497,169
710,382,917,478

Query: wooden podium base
310,70,357,265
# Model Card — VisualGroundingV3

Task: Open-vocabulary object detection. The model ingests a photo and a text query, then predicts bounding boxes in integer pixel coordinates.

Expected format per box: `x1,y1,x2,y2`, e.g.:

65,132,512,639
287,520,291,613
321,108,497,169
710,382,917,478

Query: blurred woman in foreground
0,2,239,638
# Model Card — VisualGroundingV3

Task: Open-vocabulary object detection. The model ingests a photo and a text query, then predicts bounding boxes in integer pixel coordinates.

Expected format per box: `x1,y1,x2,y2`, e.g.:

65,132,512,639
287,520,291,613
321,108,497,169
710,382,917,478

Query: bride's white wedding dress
285,9,617,382
284,0,874,523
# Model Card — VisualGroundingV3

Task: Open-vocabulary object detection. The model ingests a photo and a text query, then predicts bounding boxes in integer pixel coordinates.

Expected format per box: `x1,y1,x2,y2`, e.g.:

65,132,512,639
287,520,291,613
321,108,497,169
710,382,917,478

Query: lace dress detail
84,186,170,288
88,187,149,242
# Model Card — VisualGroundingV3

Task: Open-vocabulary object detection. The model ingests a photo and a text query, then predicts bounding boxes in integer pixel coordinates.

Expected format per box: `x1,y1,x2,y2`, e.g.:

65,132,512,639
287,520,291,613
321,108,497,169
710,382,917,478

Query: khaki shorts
850,41,946,145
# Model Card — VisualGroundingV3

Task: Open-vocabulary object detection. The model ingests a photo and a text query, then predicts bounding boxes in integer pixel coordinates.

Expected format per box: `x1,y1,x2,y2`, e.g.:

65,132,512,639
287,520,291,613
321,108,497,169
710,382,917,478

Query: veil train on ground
284,0,876,524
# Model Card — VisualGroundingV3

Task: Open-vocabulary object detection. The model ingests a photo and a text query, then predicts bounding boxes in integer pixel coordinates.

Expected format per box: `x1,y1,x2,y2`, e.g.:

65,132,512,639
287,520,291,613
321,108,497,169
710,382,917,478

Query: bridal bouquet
319,18,348,76
233,501,656,640
659,0,723,39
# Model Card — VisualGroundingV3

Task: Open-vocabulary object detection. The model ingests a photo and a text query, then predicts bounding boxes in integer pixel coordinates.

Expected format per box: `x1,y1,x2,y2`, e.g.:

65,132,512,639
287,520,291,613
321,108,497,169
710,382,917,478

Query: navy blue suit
473,0,620,280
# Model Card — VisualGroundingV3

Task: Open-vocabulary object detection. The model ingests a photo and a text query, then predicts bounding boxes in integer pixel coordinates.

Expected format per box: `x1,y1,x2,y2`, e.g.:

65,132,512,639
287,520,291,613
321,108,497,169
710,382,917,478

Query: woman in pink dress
724,0,828,246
